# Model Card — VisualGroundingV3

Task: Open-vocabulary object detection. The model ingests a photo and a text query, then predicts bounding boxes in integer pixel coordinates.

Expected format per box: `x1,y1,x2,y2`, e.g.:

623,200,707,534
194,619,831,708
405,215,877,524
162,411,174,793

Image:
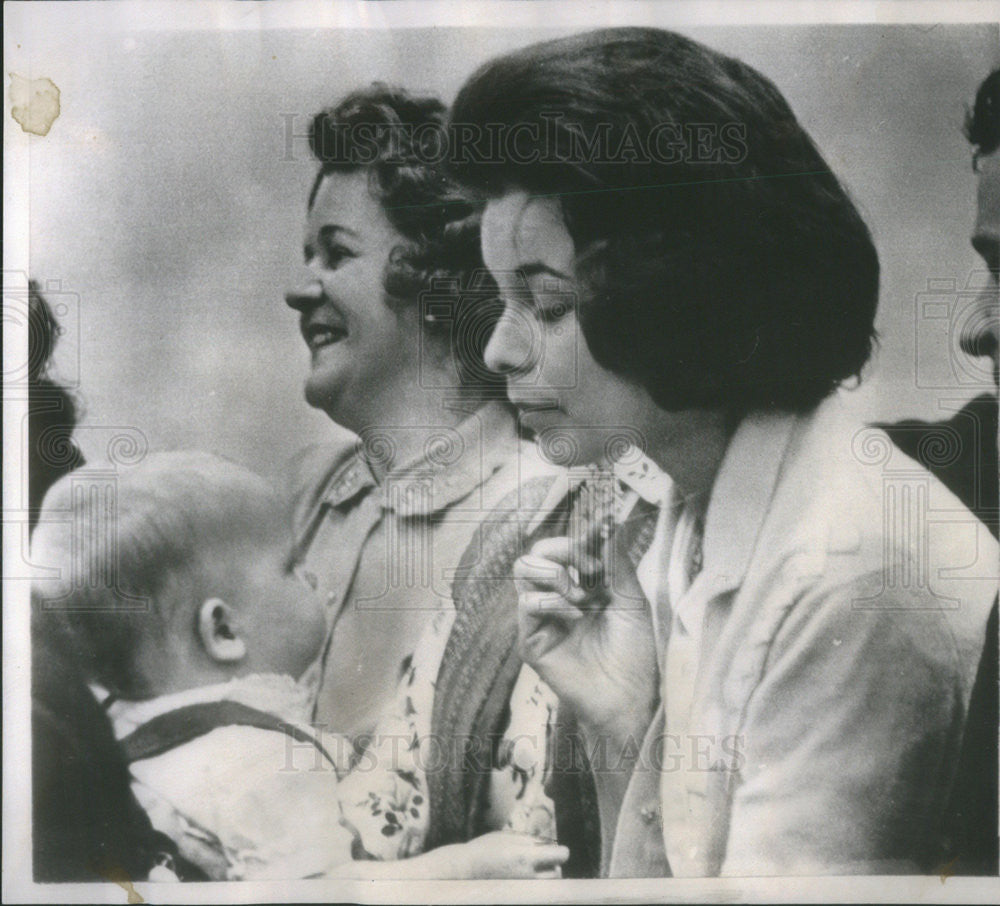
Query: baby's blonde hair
32,451,286,697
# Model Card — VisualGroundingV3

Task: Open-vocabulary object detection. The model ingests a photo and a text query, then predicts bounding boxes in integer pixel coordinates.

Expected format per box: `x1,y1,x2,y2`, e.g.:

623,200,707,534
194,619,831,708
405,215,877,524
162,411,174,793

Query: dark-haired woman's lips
509,398,564,417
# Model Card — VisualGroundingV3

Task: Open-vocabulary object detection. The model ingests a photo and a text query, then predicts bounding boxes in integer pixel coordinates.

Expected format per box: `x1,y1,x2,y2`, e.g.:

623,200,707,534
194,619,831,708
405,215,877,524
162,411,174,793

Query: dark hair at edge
448,27,881,415
28,279,84,530
966,67,1000,164
308,83,506,398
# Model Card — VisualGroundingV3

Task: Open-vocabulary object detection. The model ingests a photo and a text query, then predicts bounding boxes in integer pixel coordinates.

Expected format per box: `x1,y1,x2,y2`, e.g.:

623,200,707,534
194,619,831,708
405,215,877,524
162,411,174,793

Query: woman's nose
285,279,324,313
483,305,540,376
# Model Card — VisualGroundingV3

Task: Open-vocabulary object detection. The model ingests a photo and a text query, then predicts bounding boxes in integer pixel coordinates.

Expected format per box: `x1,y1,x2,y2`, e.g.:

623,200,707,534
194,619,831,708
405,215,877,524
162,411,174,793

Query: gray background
23,23,1000,484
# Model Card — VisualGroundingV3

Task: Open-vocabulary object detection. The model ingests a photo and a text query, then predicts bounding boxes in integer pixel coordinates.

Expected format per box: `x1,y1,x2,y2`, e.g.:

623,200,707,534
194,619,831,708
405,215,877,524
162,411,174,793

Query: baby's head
31,451,326,700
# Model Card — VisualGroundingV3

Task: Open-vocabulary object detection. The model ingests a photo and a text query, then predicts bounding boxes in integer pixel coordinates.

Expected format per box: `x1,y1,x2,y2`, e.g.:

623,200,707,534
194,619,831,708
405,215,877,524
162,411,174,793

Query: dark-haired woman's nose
483,304,539,376
285,280,324,313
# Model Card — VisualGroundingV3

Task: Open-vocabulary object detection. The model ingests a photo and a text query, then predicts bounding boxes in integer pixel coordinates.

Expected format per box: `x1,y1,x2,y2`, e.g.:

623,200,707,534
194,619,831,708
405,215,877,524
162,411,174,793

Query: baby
31,451,567,881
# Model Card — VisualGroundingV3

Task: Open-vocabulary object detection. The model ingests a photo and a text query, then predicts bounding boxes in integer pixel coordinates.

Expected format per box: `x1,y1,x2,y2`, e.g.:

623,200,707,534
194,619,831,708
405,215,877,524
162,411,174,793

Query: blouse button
511,736,539,773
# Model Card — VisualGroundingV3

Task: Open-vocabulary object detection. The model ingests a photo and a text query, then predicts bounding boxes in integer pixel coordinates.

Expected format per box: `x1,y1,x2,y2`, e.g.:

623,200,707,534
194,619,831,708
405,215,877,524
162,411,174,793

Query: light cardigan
607,394,998,877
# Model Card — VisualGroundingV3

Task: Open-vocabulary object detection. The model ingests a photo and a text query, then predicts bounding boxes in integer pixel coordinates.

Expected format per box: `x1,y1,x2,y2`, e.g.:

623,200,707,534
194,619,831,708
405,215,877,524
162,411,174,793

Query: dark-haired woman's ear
197,598,247,663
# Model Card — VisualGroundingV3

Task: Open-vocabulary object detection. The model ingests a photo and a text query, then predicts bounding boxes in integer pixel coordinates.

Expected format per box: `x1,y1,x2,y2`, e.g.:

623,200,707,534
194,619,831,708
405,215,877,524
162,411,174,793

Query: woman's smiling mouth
302,320,348,352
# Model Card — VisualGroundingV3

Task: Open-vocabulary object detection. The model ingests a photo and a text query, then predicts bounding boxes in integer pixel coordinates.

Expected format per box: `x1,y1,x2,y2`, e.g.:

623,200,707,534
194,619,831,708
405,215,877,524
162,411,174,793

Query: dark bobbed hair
449,28,881,413
309,84,506,398
966,67,1000,164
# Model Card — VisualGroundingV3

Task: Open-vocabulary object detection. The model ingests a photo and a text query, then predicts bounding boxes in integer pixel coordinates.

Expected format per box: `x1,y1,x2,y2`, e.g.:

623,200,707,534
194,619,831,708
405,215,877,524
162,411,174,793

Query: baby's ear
197,598,247,664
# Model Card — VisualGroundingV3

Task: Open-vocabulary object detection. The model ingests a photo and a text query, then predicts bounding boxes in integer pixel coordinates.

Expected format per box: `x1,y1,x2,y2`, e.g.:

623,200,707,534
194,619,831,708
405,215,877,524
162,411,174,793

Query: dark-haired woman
448,28,999,876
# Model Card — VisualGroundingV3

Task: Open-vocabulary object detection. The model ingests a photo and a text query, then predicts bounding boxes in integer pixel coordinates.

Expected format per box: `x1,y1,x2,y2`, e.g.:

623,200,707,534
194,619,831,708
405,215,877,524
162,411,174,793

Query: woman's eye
536,296,573,323
321,243,356,270
504,285,573,324
526,275,574,323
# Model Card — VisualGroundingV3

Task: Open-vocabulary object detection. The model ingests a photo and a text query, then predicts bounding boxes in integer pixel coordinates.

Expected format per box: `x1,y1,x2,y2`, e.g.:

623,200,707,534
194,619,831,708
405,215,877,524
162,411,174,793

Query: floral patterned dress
334,450,668,861
335,606,559,859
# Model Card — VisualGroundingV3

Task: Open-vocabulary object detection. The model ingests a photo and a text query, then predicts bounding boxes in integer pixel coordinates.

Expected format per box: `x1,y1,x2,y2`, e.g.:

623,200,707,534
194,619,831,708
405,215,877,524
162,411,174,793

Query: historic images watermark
281,114,750,167
281,728,748,777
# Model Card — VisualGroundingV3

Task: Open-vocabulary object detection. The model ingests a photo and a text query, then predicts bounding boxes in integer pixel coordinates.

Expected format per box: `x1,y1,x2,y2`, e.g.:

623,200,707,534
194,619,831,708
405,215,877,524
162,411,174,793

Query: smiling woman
281,84,555,754
286,86,506,435
290,169,426,431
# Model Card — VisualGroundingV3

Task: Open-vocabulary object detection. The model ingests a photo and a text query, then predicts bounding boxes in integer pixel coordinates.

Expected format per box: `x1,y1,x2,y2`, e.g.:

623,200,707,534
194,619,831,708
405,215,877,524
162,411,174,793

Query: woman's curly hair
308,84,505,397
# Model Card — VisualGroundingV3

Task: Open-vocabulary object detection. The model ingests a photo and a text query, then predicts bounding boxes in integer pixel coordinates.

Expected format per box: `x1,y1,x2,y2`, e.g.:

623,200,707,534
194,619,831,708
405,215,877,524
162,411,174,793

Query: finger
518,591,583,649
533,866,564,879
519,587,585,621
528,536,608,596
528,536,574,564
514,557,594,610
514,554,573,594
518,595,579,664
531,845,570,868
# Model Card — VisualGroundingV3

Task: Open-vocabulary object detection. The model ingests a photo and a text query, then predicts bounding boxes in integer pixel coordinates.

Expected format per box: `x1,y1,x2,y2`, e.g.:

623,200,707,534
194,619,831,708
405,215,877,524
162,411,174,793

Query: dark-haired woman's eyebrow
518,262,572,282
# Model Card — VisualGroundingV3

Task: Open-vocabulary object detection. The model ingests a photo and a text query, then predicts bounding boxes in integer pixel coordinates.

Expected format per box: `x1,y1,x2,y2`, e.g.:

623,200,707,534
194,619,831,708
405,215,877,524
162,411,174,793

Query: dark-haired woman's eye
537,296,573,323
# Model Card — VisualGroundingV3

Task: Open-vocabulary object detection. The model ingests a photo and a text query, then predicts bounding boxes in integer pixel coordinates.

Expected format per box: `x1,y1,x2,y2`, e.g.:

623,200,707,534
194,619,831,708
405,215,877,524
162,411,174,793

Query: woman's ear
197,598,247,664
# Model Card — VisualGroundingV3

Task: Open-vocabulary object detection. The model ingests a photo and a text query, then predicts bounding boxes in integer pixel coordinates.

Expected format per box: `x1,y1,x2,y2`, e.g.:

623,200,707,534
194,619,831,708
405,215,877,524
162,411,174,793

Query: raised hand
512,527,659,744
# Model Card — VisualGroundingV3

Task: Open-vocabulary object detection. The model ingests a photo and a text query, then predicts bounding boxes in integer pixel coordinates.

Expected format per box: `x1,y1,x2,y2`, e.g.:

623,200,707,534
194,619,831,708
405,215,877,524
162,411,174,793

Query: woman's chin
304,372,348,420
532,422,606,470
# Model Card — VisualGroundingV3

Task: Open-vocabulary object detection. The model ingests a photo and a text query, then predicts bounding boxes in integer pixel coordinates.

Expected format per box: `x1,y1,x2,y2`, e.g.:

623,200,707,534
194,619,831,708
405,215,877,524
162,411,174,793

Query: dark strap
548,480,660,878
427,473,662,874
119,700,337,767
426,475,563,852
425,475,611,878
